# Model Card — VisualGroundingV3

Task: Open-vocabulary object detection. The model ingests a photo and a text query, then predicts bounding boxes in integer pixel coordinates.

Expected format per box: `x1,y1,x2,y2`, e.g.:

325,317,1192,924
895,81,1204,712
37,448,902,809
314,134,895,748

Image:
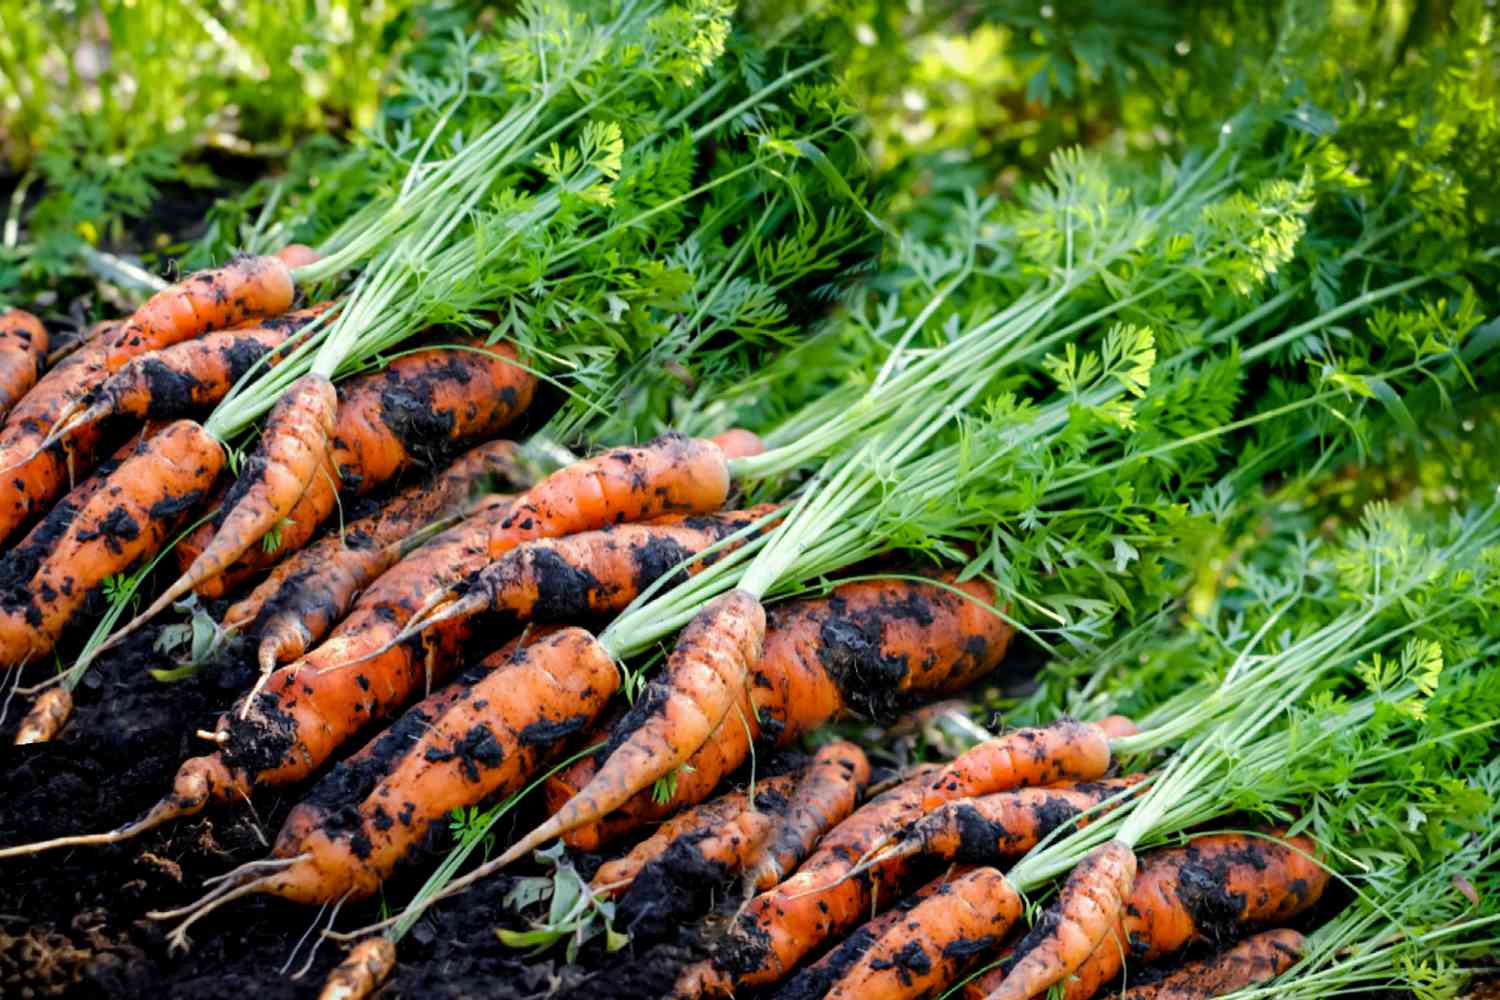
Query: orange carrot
489,588,766,871
99,253,298,371
978,839,1138,1000
225,440,527,669
746,740,871,892
13,687,71,745
824,865,1023,1000
555,572,1012,848
1118,928,1305,1000
0,309,48,420
921,719,1121,811
710,428,765,460
0,420,224,667
318,937,395,1000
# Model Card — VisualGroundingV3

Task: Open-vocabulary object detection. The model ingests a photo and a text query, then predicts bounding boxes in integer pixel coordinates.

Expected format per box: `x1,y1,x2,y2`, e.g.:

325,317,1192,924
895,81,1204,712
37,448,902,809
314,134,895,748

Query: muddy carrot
318,938,395,1000
824,866,1023,1000
746,740,871,892
13,687,71,745
921,719,1120,810
0,309,48,420
1118,928,1305,1000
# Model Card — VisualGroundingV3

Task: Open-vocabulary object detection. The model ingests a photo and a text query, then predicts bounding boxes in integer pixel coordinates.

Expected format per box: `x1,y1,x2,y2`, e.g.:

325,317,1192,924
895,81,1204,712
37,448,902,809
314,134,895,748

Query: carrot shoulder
0,309,48,420
746,740,871,892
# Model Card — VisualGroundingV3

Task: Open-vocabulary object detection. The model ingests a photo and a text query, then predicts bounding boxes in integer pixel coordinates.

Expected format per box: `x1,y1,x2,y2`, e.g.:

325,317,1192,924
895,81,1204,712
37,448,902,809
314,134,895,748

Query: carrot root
13,687,72,745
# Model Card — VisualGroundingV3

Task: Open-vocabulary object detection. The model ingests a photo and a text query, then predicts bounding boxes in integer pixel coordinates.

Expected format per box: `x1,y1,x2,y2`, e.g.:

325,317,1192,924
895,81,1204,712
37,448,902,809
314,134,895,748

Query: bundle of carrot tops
1,1,1498,999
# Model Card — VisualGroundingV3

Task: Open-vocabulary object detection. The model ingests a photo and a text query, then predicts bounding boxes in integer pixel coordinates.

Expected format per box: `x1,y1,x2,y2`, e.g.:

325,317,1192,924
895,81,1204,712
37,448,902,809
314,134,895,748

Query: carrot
46,317,116,366
225,439,527,669
172,336,536,596
275,244,321,270
13,687,71,745
745,740,871,893
0,420,224,667
318,937,395,1000
149,628,618,947
109,372,337,639
964,832,1328,1000
921,719,1122,811
592,773,801,897
0,309,48,420
675,765,942,996
979,840,1139,1000
47,304,331,445
487,588,766,872
98,253,298,371
1118,928,1305,1000
555,572,1012,848
772,870,953,1000
710,428,765,460
824,866,1023,1000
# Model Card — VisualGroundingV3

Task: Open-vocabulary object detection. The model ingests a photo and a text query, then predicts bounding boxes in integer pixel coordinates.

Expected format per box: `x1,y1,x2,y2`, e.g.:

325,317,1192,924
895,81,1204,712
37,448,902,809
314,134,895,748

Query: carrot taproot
0,419,224,667
13,687,71,745
0,309,48,420
674,765,941,996
772,870,955,1000
224,440,528,669
98,253,298,371
554,572,1012,849
746,740,871,892
921,719,1121,811
487,588,766,872
318,937,395,1000
1119,928,1305,1000
963,832,1328,1000
591,773,801,897
172,336,535,596
108,372,337,640
978,839,1138,1000
824,865,1024,1000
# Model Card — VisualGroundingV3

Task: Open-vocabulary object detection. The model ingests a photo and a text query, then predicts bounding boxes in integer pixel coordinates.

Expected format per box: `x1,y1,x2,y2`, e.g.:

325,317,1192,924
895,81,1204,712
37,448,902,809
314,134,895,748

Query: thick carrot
978,839,1138,1000
964,833,1328,1000
1119,928,1305,1000
772,871,952,1000
225,440,528,668
824,866,1023,1000
746,740,871,892
554,572,1012,848
172,337,536,596
489,588,766,871
0,308,48,420
675,765,941,996
99,253,297,370
921,719,1119,810
592,773,801,897
113,372,337,637
0,420,224,667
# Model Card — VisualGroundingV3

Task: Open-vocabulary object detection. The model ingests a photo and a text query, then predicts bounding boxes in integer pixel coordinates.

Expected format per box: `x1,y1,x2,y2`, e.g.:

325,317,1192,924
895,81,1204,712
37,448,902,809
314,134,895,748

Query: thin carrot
745,740,871,893
225,440,528,669
591,773,801,898
1118,928,1305,1000
921,719,1121,811
109,372,337,640
486,588,766,872
13,687,71,745
978,839,1139,1000
710,428,765,460
98,253,298,371
823,865,1023,1000
318,937,395,1000
0,420,224,667
0,309,48,420
555,572,1012,848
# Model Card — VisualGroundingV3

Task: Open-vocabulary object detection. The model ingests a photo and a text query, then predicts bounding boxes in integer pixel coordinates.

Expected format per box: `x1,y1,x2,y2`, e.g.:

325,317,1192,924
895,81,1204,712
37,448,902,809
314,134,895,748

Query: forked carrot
0,309,48,420
745,740,870,892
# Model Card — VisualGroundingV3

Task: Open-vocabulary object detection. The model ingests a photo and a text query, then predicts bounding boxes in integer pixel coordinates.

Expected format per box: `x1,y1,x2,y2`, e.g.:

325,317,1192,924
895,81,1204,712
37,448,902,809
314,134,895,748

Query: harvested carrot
773,871,953,1000
921,719,1120,810
489,588,766,871
710,428,765,460
980,840,1139,1000
173,337,536,596
13,688,71,745
825,866,1023,1000
964,833,1328,1000
675,765,941,996
1120,928,1305,1000
46,318,116,365
0,309,48,420
318,937,395,1000
275,244,321,269
111,372,336,640
746,740,870,892
224,440,527,669
0,420,224,667
99,253,298,370
592,773,801,897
